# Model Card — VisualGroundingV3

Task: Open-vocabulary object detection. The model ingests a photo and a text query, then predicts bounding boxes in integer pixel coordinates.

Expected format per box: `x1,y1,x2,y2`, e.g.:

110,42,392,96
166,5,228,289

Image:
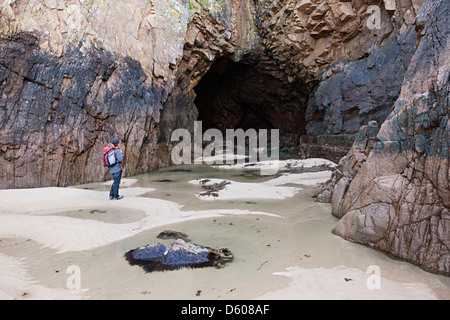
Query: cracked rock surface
320,0,449,275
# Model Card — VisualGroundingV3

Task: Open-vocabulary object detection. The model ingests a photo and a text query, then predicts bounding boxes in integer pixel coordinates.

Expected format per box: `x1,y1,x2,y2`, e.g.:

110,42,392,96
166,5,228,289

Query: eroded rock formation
0,0,428,188
0,0,448,274
319,0,449,275
255,0,419,136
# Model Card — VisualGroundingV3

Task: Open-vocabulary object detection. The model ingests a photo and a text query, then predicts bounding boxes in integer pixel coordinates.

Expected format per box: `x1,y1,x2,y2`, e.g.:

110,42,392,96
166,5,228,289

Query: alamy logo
170,121,280,174
366,265,381,290
66,265,81,290
366,5,381,30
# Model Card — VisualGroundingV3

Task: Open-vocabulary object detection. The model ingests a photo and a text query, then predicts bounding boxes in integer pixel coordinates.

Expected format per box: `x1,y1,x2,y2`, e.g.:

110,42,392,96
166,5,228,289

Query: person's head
112,138,120,146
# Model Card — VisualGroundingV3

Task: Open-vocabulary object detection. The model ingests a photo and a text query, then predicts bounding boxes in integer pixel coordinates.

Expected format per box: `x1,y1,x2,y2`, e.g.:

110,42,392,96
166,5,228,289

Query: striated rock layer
321,0,449,275
0,0,257,188
255,0,419,136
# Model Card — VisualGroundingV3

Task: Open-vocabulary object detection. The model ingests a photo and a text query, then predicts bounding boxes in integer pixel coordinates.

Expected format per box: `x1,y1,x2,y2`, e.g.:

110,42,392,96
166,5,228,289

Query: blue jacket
109,149,124,174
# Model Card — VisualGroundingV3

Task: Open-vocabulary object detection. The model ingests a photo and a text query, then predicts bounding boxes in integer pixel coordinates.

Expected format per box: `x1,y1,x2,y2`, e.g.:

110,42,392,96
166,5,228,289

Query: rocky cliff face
0,0,428,187
0,0,448,272
0,0,256,188
319,0,449,275
255,0,421,136
0,0,176,188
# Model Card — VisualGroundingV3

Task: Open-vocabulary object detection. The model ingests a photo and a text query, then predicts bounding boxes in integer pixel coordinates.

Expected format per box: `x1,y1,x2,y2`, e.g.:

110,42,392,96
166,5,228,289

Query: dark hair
112,138,120,145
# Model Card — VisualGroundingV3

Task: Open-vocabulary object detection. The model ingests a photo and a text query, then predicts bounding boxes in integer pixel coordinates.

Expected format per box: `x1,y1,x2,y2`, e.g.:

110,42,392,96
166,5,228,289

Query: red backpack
102,144,118,167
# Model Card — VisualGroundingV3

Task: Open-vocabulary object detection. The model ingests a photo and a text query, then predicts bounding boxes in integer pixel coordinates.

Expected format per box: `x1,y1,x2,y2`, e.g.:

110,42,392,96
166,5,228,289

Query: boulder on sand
124,239,233,272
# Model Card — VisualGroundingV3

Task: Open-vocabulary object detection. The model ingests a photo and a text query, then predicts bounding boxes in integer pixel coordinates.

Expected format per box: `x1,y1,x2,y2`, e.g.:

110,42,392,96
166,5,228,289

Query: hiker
104,138,124,200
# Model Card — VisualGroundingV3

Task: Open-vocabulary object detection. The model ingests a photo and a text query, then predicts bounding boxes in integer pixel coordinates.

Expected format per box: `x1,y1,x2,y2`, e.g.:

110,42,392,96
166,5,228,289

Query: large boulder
125,239,233,272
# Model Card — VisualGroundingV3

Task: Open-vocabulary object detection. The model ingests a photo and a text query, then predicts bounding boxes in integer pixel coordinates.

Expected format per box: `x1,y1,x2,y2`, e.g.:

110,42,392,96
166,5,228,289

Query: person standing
107,138,124,200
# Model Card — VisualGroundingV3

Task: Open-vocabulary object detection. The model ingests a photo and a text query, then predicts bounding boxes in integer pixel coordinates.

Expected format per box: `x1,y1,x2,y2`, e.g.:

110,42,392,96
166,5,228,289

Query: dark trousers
109,170,122,198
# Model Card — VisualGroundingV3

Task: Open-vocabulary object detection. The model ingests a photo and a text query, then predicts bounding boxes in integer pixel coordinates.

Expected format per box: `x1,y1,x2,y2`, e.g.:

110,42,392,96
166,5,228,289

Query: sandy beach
0,160,449,300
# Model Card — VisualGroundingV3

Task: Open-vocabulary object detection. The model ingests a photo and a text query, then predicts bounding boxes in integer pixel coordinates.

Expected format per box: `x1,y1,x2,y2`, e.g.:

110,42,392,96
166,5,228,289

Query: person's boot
114,195,124,200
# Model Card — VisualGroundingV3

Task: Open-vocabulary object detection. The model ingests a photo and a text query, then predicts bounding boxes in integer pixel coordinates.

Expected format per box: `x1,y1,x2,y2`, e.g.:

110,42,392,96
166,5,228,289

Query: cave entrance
193,57,309,153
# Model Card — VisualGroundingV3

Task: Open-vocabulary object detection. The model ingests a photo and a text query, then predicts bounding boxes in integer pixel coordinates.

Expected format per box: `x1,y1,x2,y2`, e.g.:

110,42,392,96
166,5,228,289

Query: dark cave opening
193,57,310,149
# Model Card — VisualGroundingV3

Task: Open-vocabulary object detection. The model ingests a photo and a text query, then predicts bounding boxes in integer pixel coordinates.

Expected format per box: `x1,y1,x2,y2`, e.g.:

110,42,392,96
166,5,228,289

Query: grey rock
125,239,233,272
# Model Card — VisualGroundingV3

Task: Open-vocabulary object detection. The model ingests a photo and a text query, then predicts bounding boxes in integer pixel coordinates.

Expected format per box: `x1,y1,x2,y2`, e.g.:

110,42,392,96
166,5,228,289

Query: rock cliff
0,0,256,187
0,0,448,273
320,0,449,275
0,0,428,188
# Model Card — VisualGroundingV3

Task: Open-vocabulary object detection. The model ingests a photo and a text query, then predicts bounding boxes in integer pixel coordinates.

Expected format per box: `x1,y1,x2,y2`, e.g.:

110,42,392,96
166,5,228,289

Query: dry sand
0,161,449,300
0,187,277,254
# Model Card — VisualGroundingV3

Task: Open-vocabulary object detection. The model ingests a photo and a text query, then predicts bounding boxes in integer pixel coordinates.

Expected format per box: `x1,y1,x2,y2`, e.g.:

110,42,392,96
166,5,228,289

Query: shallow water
1,164,449,300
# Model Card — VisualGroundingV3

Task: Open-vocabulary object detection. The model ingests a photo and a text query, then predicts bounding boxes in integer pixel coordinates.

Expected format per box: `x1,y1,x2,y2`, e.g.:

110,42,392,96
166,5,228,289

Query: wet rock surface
0,32,164,188
299,134,356,164
256,0,418,137
125,239,233,272
305,27,417,136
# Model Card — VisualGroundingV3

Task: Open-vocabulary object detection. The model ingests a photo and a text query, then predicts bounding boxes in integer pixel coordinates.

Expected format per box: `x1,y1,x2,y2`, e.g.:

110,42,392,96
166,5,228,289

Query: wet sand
0,162,449,300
